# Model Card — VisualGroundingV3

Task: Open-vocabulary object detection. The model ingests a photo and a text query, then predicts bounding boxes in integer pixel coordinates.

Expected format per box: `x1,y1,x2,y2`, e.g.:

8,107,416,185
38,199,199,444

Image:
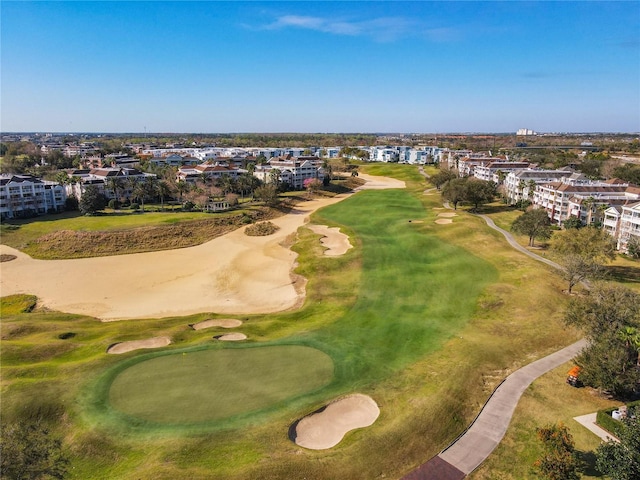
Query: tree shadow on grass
476,203,519,215
606,265,640,284
577,450,603,477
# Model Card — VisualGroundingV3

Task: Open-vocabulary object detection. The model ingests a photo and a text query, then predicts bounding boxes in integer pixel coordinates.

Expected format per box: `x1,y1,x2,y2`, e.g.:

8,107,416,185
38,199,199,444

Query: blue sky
2,1,639,133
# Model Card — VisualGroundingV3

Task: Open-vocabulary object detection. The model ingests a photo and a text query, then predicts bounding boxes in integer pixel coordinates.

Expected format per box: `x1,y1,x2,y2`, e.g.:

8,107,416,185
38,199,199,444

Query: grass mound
0,294,37,315
244,221,280,236
107,345,333,424
18,208,281,259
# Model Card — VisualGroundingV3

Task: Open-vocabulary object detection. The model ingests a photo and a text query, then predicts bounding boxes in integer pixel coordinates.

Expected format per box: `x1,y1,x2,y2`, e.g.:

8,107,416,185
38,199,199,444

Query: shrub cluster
244,221,280,236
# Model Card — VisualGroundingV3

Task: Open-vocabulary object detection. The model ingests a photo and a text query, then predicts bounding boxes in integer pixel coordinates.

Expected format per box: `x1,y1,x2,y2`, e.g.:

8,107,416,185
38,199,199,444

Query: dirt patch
307,225,352,256
191,319,242,330
293,394,380,449
215,332,247,341
107,336,171,354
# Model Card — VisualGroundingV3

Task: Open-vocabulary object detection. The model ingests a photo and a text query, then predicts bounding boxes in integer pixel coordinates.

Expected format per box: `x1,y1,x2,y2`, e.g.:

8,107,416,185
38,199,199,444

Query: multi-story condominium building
503,168,576,204
253,155,324,190
444,150,474,170
533,178,632,226
369,147,400,163
603,205,623,239
456,156,507,177
0,174,66,219
65,167,156,201
177,162,244,183
617,201,640,253
473,161,531,183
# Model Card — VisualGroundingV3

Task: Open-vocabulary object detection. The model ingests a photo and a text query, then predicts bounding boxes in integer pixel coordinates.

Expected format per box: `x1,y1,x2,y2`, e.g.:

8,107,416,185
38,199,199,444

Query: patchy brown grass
244,221,280,236
23,208,282,259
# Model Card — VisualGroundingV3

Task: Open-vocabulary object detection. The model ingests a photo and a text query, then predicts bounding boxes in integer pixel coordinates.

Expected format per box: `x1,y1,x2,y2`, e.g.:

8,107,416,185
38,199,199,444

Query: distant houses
64,167,156,201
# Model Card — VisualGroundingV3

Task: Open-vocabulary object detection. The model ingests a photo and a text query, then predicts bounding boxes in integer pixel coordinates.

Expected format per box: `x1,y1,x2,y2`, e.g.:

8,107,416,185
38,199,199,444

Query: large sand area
0,174,404,321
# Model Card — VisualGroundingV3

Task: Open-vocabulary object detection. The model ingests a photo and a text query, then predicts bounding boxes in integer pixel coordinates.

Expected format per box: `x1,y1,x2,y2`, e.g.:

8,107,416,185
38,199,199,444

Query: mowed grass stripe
305,189,497,382
108,346,333,424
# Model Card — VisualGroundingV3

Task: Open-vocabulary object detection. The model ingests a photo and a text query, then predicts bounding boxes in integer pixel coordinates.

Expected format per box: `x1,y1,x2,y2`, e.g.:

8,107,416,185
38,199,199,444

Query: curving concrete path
404,174,586,478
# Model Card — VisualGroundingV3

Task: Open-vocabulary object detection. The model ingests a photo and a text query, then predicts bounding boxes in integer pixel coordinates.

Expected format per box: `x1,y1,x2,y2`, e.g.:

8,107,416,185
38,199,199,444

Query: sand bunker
0,174,404,321
307,225,352,256
293,394,380,449
437,212,458,218
107,336,171,354
190,319,242,330
435,219,453,224
215,333,247,341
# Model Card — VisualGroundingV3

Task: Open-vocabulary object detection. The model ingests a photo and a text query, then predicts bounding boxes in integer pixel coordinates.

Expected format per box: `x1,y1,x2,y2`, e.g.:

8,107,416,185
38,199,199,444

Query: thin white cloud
263,14,431,42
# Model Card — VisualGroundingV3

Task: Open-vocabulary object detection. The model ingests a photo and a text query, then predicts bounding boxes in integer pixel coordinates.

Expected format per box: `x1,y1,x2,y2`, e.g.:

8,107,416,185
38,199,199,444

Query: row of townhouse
0,174,66,219
603,202,640,252
64,168,157,201
368,146,441,164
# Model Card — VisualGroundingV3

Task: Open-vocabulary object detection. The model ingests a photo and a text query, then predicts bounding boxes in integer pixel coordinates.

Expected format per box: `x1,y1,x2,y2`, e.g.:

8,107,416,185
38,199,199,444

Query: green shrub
596,400,640,438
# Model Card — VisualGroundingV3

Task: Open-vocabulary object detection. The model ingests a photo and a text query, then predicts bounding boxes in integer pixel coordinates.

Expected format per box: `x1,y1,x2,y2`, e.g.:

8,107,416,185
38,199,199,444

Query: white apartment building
253,156,324,189
369,147,399,163
177,162,244,183
0,174,66,219
533,179,631,226
617,202,640,252
473,161,530,183
65,167,156,200
504,168,576,204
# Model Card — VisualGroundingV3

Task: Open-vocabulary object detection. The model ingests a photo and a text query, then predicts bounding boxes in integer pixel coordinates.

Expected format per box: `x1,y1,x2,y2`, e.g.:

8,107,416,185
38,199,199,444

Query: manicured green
107,345,333,425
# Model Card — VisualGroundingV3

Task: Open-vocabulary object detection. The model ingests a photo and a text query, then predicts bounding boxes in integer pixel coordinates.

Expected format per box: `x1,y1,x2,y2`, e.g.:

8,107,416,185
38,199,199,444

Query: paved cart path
405,173,586,478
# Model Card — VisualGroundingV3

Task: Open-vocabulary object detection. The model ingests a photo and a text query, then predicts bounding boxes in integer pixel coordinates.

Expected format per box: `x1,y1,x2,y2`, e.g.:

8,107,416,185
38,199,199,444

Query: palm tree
124,176,138,203
105,176,123,204
618,326,640,367
236,173,253,201
219,174,235,196
583,196,596,225
517,179,526,201
527,180,537,200
175,179,190,203
156,180,173,211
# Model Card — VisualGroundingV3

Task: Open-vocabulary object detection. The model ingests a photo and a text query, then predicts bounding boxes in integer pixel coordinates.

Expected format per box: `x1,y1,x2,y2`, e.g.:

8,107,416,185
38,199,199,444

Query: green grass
107,345,333,425
0,164,599,479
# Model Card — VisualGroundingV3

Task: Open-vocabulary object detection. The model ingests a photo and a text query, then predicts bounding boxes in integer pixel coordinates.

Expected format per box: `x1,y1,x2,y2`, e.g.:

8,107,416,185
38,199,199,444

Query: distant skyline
2,1,639,134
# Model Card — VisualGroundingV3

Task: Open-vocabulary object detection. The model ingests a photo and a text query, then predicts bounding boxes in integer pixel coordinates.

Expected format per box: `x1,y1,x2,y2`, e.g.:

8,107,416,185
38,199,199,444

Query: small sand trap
215,333,247,341
307,225,352,256
437,212,458,218
293,394,380,449
408,220,424,224
435,219,453,224
190,319,243,330
107,336,171,354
